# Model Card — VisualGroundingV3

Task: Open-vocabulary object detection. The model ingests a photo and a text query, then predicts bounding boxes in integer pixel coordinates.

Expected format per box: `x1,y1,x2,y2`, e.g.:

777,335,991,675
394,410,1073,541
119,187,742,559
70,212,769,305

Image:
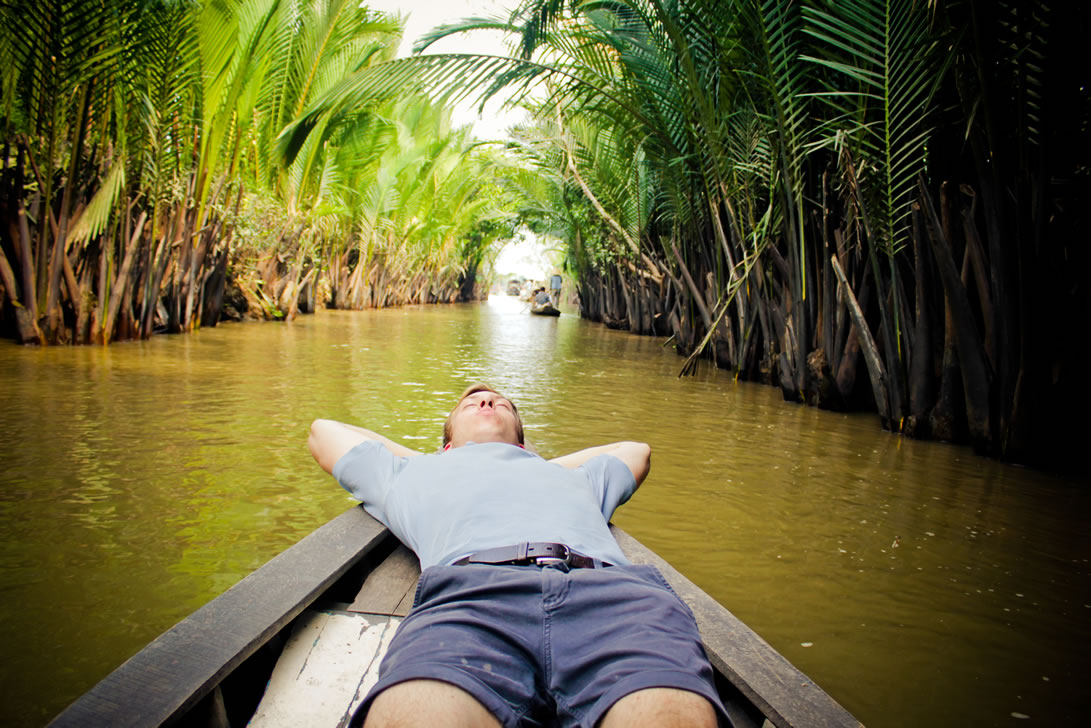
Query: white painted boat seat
249,544,421,727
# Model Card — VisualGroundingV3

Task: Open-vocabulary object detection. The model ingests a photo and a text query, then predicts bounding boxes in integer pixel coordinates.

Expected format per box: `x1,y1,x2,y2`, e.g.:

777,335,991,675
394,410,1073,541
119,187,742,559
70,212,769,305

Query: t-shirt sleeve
331,440,405,523
580,453,638,520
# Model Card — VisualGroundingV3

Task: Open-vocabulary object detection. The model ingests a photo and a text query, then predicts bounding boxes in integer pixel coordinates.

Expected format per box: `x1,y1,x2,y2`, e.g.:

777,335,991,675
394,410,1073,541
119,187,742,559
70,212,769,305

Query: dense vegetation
2,0,1086,466
348,0,1084,466
0,0,519,344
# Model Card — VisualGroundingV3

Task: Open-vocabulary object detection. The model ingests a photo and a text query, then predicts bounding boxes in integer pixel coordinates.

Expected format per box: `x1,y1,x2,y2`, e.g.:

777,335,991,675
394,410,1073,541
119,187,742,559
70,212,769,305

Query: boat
48,506,863,728
530,299,561,316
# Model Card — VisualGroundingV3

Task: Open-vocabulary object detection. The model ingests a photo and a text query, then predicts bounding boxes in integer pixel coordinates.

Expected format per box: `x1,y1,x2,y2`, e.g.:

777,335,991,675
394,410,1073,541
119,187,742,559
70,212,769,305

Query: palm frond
803,0,943,255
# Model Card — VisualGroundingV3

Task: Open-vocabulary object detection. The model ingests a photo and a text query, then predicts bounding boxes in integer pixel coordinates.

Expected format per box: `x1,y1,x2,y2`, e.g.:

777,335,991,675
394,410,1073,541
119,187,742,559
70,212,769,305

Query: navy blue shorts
352,563,729,727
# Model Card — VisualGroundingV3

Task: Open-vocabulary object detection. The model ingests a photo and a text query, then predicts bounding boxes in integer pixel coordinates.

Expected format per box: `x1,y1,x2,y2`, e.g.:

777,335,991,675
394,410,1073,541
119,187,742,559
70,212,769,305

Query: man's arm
549,441,652,487
308,419,424,475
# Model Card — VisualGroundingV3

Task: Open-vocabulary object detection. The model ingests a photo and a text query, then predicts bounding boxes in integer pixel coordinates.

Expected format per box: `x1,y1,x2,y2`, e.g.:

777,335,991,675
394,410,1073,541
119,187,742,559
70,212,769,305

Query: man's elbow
627,441,652,485
628,440,651,462
308,419,327,451
310,418,337,436
308,419,339,473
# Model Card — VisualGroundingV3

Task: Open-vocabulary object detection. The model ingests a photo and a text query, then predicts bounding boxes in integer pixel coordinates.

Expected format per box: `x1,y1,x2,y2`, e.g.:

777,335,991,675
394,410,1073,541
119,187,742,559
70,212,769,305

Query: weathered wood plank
611,526,863,728
392,586,416,617
348,544,420,617
49,507,389,728
249,610,402,727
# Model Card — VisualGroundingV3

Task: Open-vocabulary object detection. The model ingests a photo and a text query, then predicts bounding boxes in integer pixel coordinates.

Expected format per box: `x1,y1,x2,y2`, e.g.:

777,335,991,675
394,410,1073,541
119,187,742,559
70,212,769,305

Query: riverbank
572,264,1085,475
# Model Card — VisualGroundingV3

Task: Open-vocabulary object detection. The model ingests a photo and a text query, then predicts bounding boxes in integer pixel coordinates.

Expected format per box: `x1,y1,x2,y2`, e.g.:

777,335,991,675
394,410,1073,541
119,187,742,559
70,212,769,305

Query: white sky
362,1,550,278
494,228,561,279
363,0,529,139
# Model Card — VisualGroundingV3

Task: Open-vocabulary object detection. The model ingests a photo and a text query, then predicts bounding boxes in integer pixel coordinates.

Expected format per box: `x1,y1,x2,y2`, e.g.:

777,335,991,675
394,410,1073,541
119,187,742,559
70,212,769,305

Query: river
1,295,1088,727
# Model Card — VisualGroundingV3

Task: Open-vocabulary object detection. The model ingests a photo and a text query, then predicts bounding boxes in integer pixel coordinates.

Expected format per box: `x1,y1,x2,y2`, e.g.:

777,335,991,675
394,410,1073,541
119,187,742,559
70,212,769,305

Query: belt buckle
531,543,570,567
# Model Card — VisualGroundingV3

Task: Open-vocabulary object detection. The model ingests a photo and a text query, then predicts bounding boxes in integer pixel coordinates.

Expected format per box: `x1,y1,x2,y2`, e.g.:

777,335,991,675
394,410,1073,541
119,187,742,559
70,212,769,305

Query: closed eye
461,394,513,411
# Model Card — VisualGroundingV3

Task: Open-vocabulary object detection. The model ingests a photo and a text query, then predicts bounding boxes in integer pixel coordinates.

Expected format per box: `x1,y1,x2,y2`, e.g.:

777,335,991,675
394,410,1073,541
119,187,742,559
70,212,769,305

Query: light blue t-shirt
332,440,637,568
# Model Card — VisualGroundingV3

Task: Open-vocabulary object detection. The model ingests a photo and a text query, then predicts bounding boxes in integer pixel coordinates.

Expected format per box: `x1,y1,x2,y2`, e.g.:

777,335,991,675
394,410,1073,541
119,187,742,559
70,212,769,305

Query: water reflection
0,295,1088,727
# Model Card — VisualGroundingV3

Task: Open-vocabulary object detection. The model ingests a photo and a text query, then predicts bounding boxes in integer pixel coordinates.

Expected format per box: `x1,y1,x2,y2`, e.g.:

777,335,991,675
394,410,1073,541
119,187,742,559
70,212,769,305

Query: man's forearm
335,422,425,458
549,443,627,468
549,441,652,486
308,419,423,474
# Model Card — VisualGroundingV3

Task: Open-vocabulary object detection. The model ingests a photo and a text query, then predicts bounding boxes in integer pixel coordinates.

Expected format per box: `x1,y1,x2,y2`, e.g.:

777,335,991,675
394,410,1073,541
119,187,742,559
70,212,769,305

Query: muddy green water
1,295,1088,727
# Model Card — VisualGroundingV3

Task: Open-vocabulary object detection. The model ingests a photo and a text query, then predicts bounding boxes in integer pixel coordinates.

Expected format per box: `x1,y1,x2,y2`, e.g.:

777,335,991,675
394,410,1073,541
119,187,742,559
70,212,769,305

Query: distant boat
49,507,863,728
530,288,560,316
530,299,561,316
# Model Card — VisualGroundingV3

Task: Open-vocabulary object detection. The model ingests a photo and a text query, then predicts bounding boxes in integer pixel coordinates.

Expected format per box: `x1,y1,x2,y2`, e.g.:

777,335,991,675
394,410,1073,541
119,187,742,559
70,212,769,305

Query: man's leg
359,566,549,727
548,566,728,727
364,679,502,728
598,687,718,728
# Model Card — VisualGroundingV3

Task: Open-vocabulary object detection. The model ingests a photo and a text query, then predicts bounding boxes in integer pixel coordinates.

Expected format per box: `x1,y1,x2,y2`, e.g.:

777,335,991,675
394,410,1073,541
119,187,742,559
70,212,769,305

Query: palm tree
0,0,523,342
276,0,1086,462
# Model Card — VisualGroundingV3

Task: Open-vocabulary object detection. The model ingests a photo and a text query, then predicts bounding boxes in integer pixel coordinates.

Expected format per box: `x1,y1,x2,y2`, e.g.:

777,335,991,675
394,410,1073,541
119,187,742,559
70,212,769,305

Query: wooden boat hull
49,507,863,728
530,302,560,316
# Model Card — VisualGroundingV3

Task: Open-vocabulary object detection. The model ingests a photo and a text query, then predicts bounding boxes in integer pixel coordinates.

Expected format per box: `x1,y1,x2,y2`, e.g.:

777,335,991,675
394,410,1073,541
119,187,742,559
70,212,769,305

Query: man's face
446,389,521,448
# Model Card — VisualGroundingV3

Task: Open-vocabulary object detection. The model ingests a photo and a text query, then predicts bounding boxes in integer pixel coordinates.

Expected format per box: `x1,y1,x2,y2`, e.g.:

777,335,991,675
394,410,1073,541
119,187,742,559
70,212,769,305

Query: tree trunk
201,249,229,327
183,219,218,330
960,190,995,366
0,245,41,343
61,248,82,343
918,177,992,449
43,83,93,343
906,207,933,437
140,217,177,338
74,262,92,345
670,243,712,330
16,201,38,326
831,254,891,427
102,211,147,344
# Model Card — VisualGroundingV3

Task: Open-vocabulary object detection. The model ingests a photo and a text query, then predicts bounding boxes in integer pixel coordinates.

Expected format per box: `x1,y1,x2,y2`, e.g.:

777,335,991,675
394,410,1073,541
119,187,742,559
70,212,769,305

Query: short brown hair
442,383,524,446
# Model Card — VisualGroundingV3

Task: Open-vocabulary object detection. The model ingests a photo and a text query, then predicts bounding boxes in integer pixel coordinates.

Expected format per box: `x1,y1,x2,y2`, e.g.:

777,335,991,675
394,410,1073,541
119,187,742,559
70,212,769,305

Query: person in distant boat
308,384,727,728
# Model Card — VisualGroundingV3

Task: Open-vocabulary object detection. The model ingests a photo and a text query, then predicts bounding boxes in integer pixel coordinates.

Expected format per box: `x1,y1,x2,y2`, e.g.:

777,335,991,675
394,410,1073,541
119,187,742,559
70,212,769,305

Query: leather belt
452,542,612,569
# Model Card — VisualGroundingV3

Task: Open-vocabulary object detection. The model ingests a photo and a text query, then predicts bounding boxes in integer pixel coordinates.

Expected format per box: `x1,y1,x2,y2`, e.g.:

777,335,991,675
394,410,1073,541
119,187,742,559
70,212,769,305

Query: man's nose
478,397,493,408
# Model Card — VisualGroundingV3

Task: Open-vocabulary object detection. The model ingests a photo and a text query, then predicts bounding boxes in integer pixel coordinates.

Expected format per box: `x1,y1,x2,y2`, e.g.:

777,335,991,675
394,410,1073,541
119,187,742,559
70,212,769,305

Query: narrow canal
1,296,1088,727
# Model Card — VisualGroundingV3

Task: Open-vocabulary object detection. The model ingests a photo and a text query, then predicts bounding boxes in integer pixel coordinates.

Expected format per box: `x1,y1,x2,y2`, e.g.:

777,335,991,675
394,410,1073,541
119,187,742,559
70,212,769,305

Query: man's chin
451,432,520,448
